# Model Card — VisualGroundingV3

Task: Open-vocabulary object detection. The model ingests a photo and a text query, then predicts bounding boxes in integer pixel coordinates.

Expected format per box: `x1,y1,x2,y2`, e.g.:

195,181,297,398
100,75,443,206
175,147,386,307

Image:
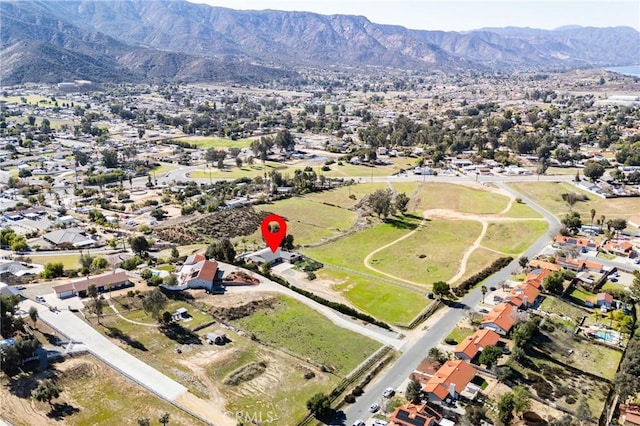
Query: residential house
0,261,37,284
454,329,500,362
602,240,635,258
179,259,219,290
243,247,302,266
480,303,516,336
42,227,95,248
388,403,442,426
53,270,130,299
423,359,477,402
0,282,22,297
554,235,600,251
507,281,540,309
586,292,614,309
620,404,640,426
555,257,604,273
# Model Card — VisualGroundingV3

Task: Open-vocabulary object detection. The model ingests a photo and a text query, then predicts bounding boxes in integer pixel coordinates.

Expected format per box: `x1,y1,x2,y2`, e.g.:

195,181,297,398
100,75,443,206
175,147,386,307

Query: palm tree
590,209,596,228
481,285,488,304
159,413,170,425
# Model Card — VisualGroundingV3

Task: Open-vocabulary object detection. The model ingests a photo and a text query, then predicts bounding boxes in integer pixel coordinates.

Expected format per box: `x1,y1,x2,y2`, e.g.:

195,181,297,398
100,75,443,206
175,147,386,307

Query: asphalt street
342,183,563,425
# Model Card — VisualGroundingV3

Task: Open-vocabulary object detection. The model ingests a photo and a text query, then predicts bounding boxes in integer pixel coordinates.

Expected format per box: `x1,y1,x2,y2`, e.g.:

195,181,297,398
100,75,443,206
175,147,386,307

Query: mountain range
1,0,639,85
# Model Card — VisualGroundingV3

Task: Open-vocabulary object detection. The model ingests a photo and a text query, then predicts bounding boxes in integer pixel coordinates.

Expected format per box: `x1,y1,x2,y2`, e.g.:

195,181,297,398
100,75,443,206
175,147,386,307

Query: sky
189,1,640,32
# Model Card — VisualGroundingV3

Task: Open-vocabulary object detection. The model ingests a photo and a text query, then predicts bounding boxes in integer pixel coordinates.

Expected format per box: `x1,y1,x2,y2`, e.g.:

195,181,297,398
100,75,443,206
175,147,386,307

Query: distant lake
606,65,640,78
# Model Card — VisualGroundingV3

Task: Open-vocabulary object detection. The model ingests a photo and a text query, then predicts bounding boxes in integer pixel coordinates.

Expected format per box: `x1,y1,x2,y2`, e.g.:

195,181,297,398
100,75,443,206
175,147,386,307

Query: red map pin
261,214,287,253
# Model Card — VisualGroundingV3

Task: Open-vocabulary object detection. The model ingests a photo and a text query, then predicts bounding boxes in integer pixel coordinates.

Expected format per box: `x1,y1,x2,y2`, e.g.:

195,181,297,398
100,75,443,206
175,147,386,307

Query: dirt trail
362,191,545,286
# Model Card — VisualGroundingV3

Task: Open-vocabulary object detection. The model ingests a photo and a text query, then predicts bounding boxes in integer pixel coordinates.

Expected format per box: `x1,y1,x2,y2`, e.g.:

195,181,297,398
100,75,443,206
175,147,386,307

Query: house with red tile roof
389,403,442,426
620,404,640,426
181,259,219,289
554,235,600,251
507,282,540,309
527,260,562,272
423,360,477,402
480,303,516,336
54,270,131,299
454,329,500,362
602,240,635,257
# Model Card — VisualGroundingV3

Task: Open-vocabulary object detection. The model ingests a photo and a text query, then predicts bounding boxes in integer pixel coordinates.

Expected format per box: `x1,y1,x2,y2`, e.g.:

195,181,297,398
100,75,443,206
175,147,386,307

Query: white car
352,420,365,426
383,387,395,398
369,402,380,413
35,295,46,303
373,421,388,426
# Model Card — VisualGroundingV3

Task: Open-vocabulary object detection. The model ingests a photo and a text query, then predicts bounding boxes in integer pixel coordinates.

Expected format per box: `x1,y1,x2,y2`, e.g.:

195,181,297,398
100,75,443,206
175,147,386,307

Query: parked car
369,403,380,413
373,420,388,426
16,285,26,290
383,387,395,398
35,295,46,303
352,420,365,426
489,286,497,291
478,308,490,314
426,292,435,299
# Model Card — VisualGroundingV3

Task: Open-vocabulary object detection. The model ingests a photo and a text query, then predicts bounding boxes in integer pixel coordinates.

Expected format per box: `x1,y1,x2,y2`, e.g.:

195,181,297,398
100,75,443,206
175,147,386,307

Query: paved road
20,300,189,401
343,183,563,425
217,261,405,349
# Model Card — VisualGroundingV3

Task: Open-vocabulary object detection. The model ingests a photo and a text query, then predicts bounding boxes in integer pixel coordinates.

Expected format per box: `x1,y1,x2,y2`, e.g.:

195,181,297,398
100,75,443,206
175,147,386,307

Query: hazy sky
189,1,640,32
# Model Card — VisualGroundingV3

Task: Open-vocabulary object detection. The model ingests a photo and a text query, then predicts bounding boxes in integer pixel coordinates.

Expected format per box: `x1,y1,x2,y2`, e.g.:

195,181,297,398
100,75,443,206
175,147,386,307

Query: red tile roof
481,303,516,333
454,329,500,360
195,260,218,282
423,360,477,400
389,403,442,426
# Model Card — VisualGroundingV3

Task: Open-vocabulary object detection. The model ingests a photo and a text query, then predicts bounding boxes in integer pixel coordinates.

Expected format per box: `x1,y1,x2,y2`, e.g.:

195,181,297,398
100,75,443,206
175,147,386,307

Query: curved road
342,182,562,425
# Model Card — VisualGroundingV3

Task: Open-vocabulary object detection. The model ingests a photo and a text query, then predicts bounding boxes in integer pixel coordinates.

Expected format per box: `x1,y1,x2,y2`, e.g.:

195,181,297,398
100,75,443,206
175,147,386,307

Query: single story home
0,261,36,284
423,359,477,402
585,292,614,309
480,303,516,336
42,227,95,248
554,235,600,251
602,241,634,258
53,271,130,299
0,282,21,297
178,259,219,290
206,333,228,345
454,329,500,362
388,403,442,426
243,247,302,266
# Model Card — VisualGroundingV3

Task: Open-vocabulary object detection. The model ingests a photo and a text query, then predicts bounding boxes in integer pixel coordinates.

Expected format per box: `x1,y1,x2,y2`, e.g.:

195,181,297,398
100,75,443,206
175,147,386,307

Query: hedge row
452,256,513,296
254,266,391,330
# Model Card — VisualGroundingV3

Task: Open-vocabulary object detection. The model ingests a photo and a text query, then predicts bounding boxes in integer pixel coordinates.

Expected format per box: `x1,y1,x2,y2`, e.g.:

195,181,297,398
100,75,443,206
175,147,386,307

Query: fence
395,300,443,329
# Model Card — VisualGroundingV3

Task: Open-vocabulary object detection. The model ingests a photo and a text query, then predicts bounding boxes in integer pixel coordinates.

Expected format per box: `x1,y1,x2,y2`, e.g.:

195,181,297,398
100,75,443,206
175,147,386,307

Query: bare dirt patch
190,291,279,322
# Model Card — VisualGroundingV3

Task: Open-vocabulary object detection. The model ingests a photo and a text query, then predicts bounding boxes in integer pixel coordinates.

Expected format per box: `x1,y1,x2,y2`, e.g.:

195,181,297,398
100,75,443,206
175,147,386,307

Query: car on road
373,420,388,426
634,258,640,264
16,285,26,290
489,286,497,291
352,420,365,426
35,295,46,303
369,403,380,413
383,387,395,398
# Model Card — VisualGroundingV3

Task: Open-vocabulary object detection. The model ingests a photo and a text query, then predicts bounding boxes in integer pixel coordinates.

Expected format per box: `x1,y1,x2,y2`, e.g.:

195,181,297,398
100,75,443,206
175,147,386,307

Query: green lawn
150,162,179,175
481,220,549,255
369,219,482,284
175,136,255,149
321,268,429,324
155,264,176,272
411,183,510,214
444,327,474,345
30,253,81,269
303,214,424,280
568,287,595,306
311,158,414,178
231,295,381,375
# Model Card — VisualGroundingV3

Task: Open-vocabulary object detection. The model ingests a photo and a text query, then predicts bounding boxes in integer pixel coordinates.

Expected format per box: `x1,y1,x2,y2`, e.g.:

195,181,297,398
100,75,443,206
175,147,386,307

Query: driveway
21,300,188,401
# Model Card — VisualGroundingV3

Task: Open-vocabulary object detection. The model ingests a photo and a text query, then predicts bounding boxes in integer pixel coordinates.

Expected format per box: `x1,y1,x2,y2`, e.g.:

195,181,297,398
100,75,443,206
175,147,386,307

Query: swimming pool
594,329,620,343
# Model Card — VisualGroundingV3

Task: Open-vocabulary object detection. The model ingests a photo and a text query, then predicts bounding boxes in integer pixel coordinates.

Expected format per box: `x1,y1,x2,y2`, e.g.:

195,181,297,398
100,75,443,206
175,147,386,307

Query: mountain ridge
1,0,639,85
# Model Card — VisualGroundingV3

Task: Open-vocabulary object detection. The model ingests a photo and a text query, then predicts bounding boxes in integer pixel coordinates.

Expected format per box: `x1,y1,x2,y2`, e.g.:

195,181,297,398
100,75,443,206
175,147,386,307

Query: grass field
231,295,380,375
539,295,589,323
411,183,510,214
30,253,81,269
453,248,503,285
256,197,357,233
303,214,424,280
369,219,482,283
175,136,255,149
509,181,640,221
311,158,416,178
320,268,428,324
568,287,594,305
206,341,338,424
189,162,290,179
57,357,203,426
504,201,543,218
150,162,179,175
304,182,391,209
481,221,549,255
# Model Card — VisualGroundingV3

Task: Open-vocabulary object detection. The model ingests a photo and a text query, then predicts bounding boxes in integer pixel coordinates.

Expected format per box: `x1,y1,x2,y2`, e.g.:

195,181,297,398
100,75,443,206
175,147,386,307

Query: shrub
344,394,356,403
351,386,364,396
